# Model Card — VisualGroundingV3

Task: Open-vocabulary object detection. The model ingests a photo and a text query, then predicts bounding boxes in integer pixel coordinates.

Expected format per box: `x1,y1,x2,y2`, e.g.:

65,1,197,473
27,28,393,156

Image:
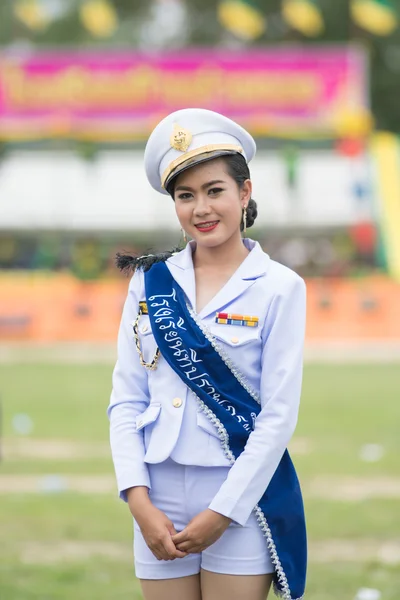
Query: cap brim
164,149,243,192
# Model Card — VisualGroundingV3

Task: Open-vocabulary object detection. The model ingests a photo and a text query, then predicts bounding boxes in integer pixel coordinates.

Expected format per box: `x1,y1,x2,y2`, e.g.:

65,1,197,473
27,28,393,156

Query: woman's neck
192,233,249,271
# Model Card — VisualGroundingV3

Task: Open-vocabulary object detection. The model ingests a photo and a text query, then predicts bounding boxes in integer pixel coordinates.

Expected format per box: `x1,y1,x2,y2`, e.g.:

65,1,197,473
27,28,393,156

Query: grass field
0,362,399,600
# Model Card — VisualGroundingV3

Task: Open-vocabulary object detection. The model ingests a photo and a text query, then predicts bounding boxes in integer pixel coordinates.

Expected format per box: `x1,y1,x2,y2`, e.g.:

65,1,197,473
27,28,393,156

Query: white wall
0,150,374,231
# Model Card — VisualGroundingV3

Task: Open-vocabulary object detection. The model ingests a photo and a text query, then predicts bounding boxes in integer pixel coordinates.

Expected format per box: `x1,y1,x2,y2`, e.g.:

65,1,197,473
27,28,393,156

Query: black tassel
116,248,181,275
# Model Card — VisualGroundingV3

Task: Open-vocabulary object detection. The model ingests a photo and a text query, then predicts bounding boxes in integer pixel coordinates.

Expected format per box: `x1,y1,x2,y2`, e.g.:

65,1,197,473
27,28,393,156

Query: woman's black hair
166,153,258,231
222,153,258,231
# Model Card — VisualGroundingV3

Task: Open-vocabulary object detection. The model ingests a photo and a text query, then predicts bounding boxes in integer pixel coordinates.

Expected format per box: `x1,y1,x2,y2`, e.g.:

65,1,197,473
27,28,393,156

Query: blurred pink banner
0,47,368,140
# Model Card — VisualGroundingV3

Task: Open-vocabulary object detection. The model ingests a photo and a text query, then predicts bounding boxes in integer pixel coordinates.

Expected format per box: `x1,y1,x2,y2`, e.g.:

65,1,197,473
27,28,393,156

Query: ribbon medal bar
215,312,259,327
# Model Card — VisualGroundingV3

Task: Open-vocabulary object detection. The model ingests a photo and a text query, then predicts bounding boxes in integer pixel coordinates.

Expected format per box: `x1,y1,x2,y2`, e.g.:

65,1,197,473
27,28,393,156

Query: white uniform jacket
108,238,306,527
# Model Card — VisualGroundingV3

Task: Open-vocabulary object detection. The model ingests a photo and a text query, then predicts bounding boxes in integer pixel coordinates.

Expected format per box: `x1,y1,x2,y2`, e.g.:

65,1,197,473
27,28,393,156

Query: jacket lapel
197,277,258,320
198,244,269,319
166,243,196,309
166,240,270,319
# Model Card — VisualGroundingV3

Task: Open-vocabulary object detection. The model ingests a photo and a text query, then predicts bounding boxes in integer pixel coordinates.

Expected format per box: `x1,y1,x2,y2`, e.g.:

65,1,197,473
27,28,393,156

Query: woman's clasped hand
128,487,231,561
172,509,232,554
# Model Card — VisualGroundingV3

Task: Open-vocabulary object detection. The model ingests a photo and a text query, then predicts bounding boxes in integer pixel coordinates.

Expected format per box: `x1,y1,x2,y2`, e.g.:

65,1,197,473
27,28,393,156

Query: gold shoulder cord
133,302,160,370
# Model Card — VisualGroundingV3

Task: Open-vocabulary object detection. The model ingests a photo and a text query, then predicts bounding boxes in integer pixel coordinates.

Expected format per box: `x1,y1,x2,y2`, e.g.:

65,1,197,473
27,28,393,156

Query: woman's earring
181,228,187,244
242,206,247,234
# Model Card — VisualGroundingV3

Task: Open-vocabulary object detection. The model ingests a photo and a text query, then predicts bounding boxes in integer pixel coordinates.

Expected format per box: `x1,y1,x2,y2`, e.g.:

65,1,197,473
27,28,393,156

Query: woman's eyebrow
175,184,194,192
175,179,226,192
203,179,225,189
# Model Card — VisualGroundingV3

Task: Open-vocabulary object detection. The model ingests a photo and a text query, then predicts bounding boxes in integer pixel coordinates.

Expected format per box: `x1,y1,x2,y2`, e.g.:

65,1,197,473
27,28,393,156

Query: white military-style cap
144,108,256,195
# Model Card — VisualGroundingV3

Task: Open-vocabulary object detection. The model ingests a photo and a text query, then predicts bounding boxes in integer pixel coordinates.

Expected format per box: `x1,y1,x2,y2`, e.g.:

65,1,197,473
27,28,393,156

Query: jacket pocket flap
209,324,259,347
136,403,161,431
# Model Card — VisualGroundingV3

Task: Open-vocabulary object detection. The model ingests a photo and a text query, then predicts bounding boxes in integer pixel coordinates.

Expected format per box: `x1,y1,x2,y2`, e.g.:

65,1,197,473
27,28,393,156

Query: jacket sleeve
208,275,306,526
107,270,151,501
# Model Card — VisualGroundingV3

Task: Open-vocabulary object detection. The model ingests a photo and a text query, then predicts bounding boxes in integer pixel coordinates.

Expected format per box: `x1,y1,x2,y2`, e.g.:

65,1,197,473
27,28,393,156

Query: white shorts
133,458,275,580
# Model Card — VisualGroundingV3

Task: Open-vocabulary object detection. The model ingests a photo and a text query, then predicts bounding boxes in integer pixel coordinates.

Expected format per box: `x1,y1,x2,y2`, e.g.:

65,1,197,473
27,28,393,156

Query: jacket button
141,325,149,333
231,337,239,344
172,397,183,408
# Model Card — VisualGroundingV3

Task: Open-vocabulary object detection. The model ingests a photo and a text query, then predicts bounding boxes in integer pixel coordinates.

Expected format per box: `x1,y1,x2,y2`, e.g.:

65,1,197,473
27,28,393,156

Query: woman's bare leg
200,570,273,600
140,574,202,600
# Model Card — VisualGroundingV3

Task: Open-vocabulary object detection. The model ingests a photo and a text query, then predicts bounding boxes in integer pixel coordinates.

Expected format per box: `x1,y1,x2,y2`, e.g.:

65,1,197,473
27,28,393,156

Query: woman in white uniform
108,108,307,600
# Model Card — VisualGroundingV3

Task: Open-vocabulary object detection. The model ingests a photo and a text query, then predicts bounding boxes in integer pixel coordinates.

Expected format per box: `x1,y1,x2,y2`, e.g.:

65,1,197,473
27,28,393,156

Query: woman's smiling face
173,157,251,249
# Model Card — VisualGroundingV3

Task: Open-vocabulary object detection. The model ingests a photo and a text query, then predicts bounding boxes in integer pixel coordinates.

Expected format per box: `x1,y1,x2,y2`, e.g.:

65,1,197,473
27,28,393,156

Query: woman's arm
208,274,307,526
108,270,151,501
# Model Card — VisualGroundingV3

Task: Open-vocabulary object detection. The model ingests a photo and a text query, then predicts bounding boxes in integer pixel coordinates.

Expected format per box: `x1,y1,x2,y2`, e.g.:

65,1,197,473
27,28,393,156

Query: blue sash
144,262,307,600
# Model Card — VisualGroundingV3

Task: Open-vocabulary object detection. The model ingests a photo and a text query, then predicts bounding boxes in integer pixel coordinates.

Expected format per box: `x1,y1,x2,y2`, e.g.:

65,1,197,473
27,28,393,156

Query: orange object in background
1,273,400,343
0,273,127,342
306,276,400,340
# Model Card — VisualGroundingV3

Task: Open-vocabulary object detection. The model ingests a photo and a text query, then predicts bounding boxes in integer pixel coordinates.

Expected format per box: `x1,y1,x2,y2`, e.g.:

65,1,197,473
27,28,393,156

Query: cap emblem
170,123,193,152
